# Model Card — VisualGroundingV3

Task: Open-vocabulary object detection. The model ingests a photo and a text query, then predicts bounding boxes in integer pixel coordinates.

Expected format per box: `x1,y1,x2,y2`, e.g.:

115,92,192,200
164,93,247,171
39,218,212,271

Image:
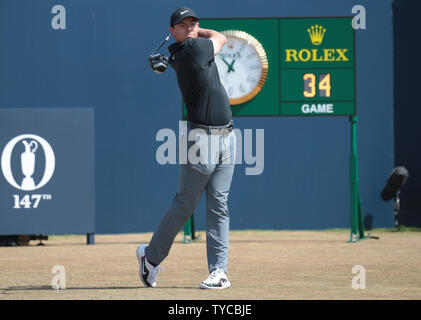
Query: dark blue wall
0,0,395,234
393,0,421,227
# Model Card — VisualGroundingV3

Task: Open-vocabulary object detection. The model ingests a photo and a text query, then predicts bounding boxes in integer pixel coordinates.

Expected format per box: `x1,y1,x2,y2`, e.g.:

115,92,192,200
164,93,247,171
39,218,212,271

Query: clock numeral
247,52,256,59
226,40,235,48
239,84,247,93
249,65,260,70
239,43,246,52
247,76,257,83
228,87,234,97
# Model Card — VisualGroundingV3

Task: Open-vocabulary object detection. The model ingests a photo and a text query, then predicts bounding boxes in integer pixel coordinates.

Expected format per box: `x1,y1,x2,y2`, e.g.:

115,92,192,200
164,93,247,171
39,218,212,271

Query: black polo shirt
168,38,232,126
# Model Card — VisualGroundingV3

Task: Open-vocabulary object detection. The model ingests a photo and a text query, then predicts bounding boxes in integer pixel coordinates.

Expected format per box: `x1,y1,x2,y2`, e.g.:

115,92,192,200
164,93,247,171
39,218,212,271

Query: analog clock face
215,30,268,105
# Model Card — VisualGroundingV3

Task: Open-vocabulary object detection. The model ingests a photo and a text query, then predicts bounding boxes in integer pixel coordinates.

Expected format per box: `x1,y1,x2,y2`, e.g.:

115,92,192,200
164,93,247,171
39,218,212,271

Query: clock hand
228,59,236,72
221,57,233,72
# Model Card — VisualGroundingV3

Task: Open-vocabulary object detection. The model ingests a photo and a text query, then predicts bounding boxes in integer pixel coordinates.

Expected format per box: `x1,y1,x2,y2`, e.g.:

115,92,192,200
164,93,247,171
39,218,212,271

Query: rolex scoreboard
190,17,355,117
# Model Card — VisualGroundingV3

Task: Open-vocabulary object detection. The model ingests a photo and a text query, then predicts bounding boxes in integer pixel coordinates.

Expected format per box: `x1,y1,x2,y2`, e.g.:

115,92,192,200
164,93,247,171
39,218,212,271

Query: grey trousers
146,127,236,273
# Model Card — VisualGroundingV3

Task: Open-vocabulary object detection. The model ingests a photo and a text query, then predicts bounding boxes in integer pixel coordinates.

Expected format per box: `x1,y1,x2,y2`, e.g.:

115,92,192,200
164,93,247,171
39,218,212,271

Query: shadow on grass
1,285,199,293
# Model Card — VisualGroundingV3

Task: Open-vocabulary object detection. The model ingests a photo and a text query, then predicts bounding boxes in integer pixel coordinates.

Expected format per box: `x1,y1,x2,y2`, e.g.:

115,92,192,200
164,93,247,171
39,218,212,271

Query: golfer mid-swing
137,6,235,290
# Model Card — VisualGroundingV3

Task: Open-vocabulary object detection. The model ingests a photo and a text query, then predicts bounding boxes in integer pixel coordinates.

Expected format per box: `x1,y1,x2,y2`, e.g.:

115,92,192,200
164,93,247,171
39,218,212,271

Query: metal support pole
348,116,366,242
183,217,192,243
87,233,95,245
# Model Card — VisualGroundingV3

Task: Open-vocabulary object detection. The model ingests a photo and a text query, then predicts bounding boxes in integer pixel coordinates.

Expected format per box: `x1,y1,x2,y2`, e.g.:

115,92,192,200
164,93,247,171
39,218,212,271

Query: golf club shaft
152,33,171,55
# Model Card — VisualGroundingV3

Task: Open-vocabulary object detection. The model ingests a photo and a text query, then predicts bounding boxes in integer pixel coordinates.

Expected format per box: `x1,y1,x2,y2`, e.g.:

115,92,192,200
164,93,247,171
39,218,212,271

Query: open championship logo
1,134,55,191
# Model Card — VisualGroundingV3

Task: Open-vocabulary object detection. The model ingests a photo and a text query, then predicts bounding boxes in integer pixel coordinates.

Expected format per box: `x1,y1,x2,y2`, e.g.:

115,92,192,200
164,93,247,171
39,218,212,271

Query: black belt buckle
210,121,233,134
222,121,233,134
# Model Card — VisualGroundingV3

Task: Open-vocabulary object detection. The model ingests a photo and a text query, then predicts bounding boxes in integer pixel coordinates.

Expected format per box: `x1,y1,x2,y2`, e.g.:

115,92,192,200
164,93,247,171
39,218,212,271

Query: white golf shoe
136,244,161,287
200,267,231,290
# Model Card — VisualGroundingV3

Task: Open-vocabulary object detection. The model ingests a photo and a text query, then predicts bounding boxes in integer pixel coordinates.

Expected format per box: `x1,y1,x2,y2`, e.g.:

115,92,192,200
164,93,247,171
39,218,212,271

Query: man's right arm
197,28,226,55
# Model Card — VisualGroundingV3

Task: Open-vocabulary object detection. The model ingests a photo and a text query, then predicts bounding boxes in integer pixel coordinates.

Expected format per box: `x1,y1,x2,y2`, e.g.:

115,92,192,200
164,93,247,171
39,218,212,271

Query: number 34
303,73,331,98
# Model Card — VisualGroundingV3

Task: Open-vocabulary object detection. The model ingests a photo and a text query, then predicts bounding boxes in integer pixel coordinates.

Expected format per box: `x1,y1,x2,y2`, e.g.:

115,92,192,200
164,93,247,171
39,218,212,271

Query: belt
188,120,234,134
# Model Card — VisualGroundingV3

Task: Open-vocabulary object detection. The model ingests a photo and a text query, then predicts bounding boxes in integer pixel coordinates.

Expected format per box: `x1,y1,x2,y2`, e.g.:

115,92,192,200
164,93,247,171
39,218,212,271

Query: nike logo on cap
180,10,189,14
